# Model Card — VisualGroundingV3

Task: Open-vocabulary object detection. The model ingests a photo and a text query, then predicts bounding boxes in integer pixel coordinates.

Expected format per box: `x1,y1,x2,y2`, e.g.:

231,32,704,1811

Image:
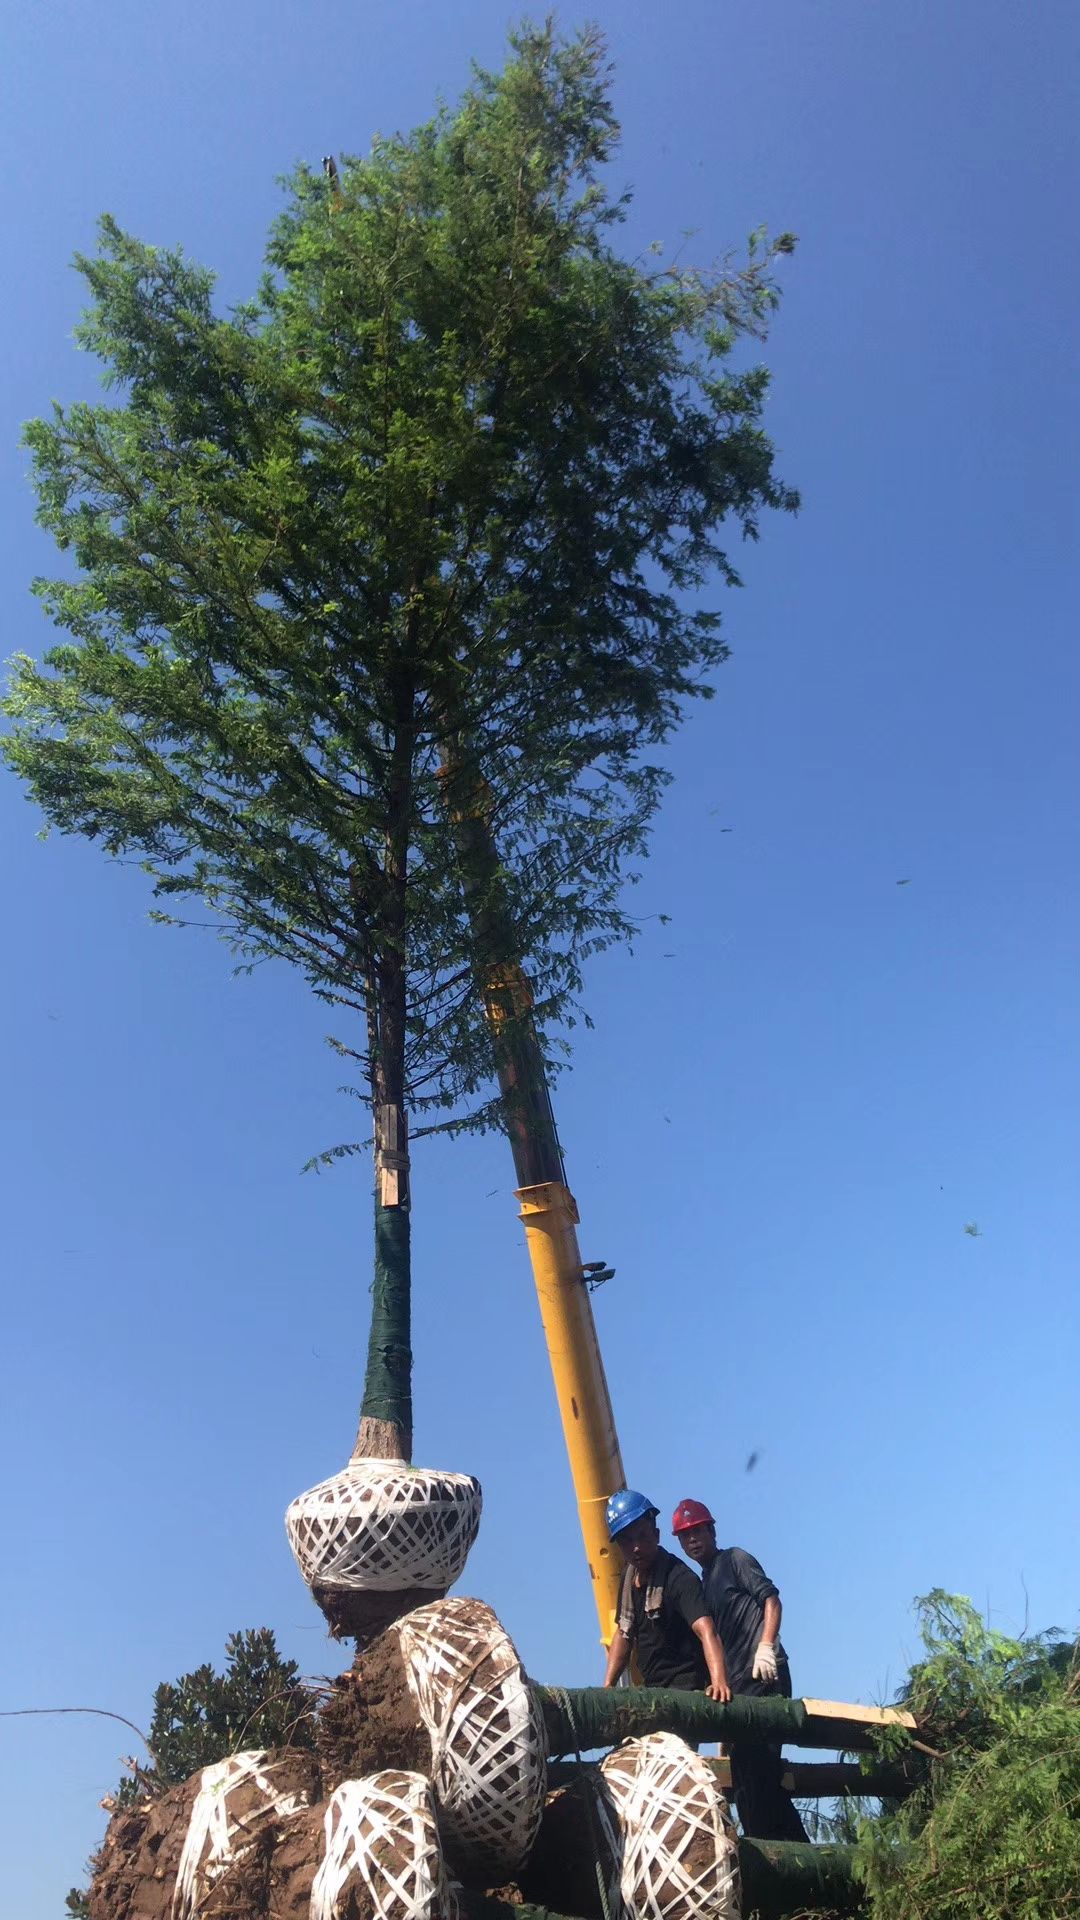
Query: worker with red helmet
601,1489,732,1701
672,1497,808,1844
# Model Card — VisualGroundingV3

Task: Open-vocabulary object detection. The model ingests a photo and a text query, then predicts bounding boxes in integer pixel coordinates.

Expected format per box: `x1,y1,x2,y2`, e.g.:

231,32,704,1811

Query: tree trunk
353,1197,412,1461
776,1756,922,1799
736,1837,864,1917
545,1753,921,1801
438,743,563,1189
353,646,416,1465
536,1685,915,1756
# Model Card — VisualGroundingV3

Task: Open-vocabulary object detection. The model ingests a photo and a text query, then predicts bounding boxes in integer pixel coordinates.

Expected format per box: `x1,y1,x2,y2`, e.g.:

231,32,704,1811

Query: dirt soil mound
89,1751,321,1920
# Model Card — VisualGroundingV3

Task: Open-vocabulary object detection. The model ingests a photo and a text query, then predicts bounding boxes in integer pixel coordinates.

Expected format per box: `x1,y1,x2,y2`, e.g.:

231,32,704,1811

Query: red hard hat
672,1498,715,1535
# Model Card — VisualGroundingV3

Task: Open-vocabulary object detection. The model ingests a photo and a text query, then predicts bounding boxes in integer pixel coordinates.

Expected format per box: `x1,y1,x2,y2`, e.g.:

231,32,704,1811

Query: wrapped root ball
173,1749,321,1920
286,1461,482,1638
272,1772,460,1920
600,1733,740,1920
524,1734,739,1920
398,1598,546,1876
319,1597,546,1879
88,1750,320,1920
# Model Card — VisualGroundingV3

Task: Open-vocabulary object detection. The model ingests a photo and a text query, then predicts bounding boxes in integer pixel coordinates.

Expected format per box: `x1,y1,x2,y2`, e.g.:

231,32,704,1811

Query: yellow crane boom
517,1178,625,1647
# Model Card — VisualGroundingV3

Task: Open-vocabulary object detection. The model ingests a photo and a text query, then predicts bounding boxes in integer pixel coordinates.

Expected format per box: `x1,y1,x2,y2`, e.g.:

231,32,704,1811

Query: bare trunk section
352,1413,408,1460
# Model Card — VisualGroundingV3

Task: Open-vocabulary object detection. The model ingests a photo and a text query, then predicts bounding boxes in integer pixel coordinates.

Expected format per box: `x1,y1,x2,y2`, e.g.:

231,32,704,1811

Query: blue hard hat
606,1488,659,1540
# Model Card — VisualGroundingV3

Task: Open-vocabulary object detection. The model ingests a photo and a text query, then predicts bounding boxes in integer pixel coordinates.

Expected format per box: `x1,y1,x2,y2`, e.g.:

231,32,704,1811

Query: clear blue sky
2,2,1077,1908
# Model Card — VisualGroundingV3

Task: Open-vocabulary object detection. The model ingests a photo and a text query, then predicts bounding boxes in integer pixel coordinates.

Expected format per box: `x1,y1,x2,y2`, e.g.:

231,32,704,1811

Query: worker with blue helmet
604,1488,656,1537
601,1488,731,1701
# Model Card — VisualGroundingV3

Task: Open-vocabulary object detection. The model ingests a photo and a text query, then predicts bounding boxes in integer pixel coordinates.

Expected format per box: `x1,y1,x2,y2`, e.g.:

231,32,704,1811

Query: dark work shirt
622,1545,709,1690
701,1547,786,1693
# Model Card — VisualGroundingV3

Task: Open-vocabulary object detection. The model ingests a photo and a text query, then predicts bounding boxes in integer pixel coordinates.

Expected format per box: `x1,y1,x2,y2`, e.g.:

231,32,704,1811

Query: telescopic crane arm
443,757,628,1649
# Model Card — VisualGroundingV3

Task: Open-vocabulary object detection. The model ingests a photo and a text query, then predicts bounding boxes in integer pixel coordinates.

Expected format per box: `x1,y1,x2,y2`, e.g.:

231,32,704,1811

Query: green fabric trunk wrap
535,1685,811,1755
737,1837,863,1915
360,1200,413,1432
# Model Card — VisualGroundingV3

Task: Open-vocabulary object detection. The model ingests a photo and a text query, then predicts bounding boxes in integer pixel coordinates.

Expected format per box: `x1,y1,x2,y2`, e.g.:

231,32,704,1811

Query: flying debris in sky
963,1221,983,1238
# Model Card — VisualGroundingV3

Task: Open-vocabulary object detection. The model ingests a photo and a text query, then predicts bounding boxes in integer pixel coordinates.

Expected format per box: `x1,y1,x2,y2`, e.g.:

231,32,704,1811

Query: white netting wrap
597,1733,740,1920
397,1597,547,1877
311,1772,461,1920
285,1459,482,1592
172,1749,315,1920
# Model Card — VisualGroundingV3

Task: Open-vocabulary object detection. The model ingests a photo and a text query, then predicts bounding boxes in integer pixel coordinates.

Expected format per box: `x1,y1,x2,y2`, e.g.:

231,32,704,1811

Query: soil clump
317,1639,433,1789
313,1583,448,1647
89,1775,202,1920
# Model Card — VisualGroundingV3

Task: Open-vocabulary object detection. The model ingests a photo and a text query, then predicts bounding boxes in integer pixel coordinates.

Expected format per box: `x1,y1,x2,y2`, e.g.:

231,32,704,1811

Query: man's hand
692,1616,731,1704
603,1626,632,1690
752,1640,779,1684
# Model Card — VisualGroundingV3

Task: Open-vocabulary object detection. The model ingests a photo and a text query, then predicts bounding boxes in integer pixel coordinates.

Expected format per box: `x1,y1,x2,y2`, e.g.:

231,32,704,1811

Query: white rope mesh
310,1772,461,1920
285,1459,482,1592
397,1597,547,1876
597,1733,741,1920
172,1749,315,1920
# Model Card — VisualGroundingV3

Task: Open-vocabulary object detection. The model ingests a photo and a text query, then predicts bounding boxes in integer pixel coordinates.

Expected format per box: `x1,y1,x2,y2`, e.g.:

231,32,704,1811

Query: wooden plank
377,1104,409,1207
801,1697,916,1731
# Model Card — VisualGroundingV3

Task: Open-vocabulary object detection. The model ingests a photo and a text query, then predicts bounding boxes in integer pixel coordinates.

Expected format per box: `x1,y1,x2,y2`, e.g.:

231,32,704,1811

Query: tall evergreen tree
4,25,796,1490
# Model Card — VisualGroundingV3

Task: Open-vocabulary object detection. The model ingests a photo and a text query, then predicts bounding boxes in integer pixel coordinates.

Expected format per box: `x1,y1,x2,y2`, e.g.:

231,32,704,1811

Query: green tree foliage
898,1588,1071,1746
64,1891,90,1920
3,23,797,1454
854,1592,1079,1920
113,1627,316,1809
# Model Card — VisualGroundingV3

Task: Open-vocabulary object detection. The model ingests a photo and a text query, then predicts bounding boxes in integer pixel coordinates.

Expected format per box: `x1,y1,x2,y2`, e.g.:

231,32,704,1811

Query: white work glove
751,1640,779,1684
